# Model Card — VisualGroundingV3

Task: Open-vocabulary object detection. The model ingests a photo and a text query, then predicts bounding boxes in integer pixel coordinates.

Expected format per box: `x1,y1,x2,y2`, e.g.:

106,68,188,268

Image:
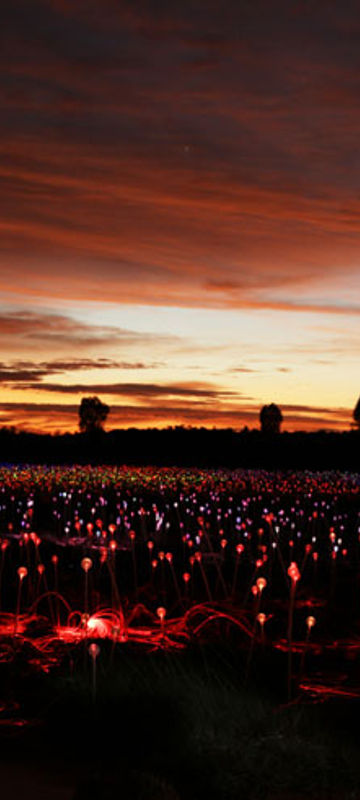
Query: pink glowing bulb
88,643,100,659
151,558,158,569
17,566,28,581
51,554,58,565
256,577,267,593
81,557,93,573
157,606,166,622
147,540,154,551
287,562,300,583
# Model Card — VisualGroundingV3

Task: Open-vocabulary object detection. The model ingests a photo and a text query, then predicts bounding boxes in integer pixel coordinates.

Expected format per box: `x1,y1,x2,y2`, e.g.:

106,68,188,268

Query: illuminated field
0,466,359,706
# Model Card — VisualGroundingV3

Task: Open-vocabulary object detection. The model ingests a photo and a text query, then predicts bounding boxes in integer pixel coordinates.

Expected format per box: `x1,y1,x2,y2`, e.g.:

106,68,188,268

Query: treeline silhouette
0,425,359,469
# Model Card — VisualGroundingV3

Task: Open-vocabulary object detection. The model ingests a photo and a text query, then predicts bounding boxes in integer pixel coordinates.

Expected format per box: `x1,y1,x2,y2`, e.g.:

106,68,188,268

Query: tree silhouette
259,403,283,434
79,396,110,434
353,397,360,430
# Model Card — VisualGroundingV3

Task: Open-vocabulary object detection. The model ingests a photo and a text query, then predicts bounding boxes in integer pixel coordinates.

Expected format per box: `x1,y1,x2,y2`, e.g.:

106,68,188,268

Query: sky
0,0,359,433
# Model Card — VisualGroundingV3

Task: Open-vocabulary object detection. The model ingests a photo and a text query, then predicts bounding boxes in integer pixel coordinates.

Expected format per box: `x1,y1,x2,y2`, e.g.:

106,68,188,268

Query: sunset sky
1,0,359,432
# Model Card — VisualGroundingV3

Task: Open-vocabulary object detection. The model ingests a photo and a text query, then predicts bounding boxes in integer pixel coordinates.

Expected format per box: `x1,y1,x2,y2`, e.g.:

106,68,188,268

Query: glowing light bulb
256,577,267,593
81,557,92,573
17,566,27,581
257,612,266,626
157,606,166,622
287,562,300,583
183,572,191,583
88,643,100,659
306,615,316,630
220,538,227,549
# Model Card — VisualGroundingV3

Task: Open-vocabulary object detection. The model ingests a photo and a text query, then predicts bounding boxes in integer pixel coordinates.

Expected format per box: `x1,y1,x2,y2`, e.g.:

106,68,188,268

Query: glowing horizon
1,1,359,433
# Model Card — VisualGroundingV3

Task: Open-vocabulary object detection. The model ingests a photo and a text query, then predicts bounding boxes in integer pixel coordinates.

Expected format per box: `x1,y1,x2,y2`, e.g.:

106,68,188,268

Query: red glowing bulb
256,577,267,593
17,566,28,581
81,557,93,573
88,643,100,659
183,572,191,583
287,561,300,583
157,606,166,622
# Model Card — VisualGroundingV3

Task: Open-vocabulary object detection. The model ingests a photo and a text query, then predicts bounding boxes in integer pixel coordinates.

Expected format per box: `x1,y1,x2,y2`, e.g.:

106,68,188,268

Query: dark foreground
1,642,360,800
